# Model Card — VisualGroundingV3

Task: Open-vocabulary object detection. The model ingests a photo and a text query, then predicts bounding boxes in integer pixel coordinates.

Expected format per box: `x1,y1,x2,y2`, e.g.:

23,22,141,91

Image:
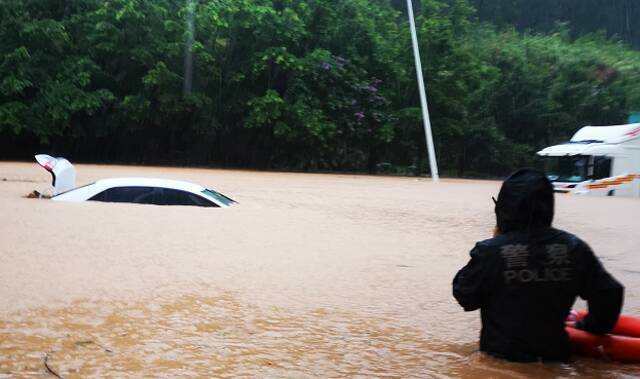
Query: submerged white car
35,155,236,208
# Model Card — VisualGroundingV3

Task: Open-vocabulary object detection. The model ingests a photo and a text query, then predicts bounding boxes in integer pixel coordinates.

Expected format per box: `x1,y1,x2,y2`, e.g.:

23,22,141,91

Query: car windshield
543,156,589,183
202,189,236,206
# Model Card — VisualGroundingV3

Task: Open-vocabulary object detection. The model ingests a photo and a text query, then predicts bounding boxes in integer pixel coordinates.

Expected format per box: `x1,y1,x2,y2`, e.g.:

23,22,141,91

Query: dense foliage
470,0,640,48
1,0,639,176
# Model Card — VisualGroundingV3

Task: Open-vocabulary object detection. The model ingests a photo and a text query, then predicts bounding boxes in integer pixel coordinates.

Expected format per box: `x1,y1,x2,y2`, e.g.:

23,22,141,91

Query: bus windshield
543,156,589,183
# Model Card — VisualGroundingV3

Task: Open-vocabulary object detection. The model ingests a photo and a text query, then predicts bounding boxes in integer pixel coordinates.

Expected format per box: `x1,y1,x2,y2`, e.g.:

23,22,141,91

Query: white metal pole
406,0,439,181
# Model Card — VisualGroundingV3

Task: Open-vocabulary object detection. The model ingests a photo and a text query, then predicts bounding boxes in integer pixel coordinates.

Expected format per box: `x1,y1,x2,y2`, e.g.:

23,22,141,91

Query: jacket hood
495,168,554,233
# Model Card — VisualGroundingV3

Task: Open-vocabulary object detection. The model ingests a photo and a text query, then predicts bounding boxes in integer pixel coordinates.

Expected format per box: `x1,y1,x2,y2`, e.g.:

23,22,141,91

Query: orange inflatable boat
567,311,640,363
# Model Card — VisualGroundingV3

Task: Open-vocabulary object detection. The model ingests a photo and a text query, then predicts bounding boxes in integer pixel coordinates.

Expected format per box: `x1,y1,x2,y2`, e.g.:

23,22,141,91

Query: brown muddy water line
1,162,639,377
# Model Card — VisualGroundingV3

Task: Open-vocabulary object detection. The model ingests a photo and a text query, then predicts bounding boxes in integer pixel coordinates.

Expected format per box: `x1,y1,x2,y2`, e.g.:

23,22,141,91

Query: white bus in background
537,123,640,197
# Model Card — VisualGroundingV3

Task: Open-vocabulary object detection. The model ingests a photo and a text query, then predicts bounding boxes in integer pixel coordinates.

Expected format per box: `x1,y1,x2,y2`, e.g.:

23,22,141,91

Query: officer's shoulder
548,227,589,247
476,233,512,249
544,228,597,257
471,235,508,257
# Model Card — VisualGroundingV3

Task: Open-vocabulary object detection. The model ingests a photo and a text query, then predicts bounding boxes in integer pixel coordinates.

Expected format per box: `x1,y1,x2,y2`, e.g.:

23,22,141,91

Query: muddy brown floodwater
0,162,639,378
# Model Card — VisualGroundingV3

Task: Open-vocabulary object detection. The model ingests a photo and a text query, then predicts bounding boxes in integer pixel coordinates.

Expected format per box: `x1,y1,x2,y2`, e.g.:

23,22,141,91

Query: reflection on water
1,293,638,378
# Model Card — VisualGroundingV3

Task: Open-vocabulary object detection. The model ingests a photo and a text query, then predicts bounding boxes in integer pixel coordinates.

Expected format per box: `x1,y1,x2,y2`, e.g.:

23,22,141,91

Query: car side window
89,186,158,204
161,188,217,207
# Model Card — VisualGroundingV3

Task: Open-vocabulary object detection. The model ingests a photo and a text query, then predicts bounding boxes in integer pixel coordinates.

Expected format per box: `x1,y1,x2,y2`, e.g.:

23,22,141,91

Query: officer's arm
453,244,491,311
576,244,624,334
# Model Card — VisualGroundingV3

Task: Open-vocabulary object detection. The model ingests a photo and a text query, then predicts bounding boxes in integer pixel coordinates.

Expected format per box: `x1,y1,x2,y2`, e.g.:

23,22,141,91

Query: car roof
95,177,207,193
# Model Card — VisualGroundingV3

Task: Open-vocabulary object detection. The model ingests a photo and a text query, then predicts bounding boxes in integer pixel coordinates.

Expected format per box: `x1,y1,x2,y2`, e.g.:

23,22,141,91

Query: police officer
453,168,624,362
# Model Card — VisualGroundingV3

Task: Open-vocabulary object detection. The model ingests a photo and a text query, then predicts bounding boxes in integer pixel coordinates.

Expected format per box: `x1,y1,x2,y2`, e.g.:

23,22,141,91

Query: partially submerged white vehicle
537,123,640,197
35,155,236,207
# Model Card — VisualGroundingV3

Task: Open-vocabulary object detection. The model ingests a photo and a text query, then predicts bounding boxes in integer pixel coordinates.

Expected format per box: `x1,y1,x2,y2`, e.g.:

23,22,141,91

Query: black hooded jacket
453,169,624,362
